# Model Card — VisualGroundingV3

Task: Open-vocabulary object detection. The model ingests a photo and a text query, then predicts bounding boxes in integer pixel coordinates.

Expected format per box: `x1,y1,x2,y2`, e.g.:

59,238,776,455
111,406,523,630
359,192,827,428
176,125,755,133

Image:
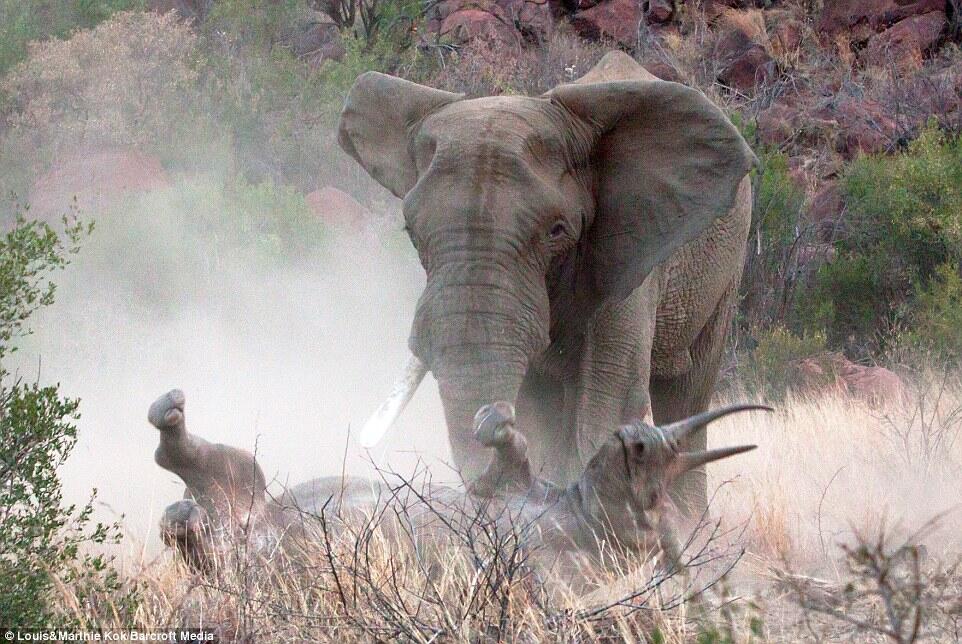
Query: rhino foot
149,389,186,429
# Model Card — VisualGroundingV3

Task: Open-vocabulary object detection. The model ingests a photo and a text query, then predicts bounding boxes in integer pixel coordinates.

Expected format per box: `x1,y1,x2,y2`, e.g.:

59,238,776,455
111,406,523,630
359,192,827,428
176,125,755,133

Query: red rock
642,59,681,82
794,356,848,397
757,102,799,147
863,11,946,71
712,21,776,94
827,354,907,406
817,0,944,42
497,0,554,42
792,353,907,407
645,0,674,24
29,149,170,219
440,8,521,46
701,0,751,22
436,0,497,21
769,17,803,60
570,0,642,48
817,97,899,158
305,187,370,231
292,13,345,66
718,45,775,94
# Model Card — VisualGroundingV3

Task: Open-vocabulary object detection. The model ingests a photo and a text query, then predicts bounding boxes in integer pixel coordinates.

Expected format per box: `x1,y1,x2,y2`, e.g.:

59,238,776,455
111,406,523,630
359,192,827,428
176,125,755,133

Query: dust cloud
11,182,454,553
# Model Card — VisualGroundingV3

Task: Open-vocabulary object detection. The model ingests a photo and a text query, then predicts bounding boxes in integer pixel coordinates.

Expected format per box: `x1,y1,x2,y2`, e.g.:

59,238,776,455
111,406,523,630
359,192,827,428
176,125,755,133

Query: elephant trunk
435,363,527,481
411,264,548,481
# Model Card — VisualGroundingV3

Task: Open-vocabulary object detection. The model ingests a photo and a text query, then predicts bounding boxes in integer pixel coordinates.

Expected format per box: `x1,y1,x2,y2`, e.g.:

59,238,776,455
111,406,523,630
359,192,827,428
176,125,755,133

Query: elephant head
340,52,756,479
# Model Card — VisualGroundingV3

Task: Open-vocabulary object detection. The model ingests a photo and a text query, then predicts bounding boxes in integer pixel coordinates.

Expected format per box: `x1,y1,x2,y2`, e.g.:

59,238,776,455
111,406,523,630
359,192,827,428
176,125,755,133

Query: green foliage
753,152,807,254
737,138,809,335
905,263,962,364
0,211,129,626
0,0,143,76
738,326,828,399
806,123,962,358
198,0,425,188
0,10,207,196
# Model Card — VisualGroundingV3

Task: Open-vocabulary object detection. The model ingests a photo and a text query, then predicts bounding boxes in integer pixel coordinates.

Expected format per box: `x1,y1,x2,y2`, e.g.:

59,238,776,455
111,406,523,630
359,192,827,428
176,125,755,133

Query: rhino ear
338,72,463,198
550,79,756,302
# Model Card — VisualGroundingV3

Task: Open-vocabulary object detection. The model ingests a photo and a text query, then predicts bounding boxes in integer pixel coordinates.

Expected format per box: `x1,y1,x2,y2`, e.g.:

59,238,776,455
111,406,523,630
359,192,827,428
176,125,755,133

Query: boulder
642,59,681,82
794,356,849,398
644,0,674,24
700,0,755,23
842,362,907,406
863,11,946,71
305,187,371,231
29,149,170,219
718,45,775,93
570,0,643,48
291,12,346,66
714,25,774,93
440,7,521,47
817,0,944,42
497,0,554,42
792,352,907,407
816,97,899,158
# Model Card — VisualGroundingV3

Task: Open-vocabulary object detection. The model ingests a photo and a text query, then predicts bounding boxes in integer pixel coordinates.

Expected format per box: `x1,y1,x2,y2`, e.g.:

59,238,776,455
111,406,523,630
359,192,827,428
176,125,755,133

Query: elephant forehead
423,96,569,158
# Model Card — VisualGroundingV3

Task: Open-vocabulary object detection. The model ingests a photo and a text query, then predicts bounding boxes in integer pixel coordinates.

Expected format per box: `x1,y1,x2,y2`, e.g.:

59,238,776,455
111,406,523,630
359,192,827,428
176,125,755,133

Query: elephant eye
548,221,567,240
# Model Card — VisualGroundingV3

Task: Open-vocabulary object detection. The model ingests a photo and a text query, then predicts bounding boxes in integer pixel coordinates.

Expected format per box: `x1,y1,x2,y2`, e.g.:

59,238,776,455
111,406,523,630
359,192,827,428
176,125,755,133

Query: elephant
149,389,765,586
338,50,757,515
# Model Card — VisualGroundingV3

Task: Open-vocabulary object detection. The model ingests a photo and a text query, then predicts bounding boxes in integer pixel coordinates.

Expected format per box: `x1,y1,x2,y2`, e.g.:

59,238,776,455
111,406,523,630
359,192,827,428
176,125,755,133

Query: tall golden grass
57,383,962,642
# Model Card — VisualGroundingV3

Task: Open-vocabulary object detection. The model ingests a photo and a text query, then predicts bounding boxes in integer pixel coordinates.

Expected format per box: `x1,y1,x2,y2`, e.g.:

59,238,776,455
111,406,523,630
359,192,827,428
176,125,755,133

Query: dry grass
55,382,962,642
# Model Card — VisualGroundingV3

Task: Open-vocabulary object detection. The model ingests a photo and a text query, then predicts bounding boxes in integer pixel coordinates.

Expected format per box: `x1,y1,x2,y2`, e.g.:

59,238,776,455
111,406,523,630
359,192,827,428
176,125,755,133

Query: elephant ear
338,72,463,198
549,80,756,302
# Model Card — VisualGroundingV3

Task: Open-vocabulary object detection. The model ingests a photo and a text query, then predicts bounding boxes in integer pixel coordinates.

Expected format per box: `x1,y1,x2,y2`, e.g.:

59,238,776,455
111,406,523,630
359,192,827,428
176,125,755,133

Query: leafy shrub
805,123,962,359
735,129,810,336
0,0,143,76
0,210,130,626
904,263,962,364
3,11,202,151
0,11,208,194
737,326,828,399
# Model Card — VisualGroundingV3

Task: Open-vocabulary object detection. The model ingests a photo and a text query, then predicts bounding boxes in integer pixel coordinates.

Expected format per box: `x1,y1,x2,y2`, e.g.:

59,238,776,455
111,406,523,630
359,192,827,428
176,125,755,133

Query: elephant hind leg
650,282,738,517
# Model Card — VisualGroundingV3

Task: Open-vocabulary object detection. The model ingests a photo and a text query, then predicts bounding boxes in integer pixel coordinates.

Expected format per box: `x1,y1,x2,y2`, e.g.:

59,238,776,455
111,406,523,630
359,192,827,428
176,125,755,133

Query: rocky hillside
2,0,961,385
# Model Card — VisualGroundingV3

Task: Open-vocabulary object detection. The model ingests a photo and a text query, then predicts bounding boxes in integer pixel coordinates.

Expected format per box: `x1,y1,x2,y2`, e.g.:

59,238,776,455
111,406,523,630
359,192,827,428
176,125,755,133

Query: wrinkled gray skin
150,390,764,582
338,51,756,514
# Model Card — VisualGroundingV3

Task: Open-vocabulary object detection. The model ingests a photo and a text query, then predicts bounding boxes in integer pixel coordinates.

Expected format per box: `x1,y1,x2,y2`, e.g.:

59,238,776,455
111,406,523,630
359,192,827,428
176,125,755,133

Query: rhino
149,389,766,586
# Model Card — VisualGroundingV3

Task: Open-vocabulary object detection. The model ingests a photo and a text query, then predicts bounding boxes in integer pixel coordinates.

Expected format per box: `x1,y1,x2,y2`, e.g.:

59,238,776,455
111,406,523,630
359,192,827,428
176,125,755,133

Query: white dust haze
12,181,456,553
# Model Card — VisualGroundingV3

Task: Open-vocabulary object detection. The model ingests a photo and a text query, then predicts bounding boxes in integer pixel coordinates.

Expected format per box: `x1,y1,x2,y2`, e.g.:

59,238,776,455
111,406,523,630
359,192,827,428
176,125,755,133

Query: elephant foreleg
650,282,738,517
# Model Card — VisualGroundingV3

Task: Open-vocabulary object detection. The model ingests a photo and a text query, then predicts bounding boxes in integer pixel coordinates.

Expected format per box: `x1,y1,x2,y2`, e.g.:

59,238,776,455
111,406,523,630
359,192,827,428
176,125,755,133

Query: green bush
804,123,962,359
0,211,130,626
0,0,143,76
0,10,209,196
735,125,809,336
904,263,962,364
199,0,426,189
737,326,828,400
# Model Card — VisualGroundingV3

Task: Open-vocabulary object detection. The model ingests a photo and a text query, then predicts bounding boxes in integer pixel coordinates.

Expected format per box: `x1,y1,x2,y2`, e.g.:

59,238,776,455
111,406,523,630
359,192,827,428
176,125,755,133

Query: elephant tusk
359,354,428,448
